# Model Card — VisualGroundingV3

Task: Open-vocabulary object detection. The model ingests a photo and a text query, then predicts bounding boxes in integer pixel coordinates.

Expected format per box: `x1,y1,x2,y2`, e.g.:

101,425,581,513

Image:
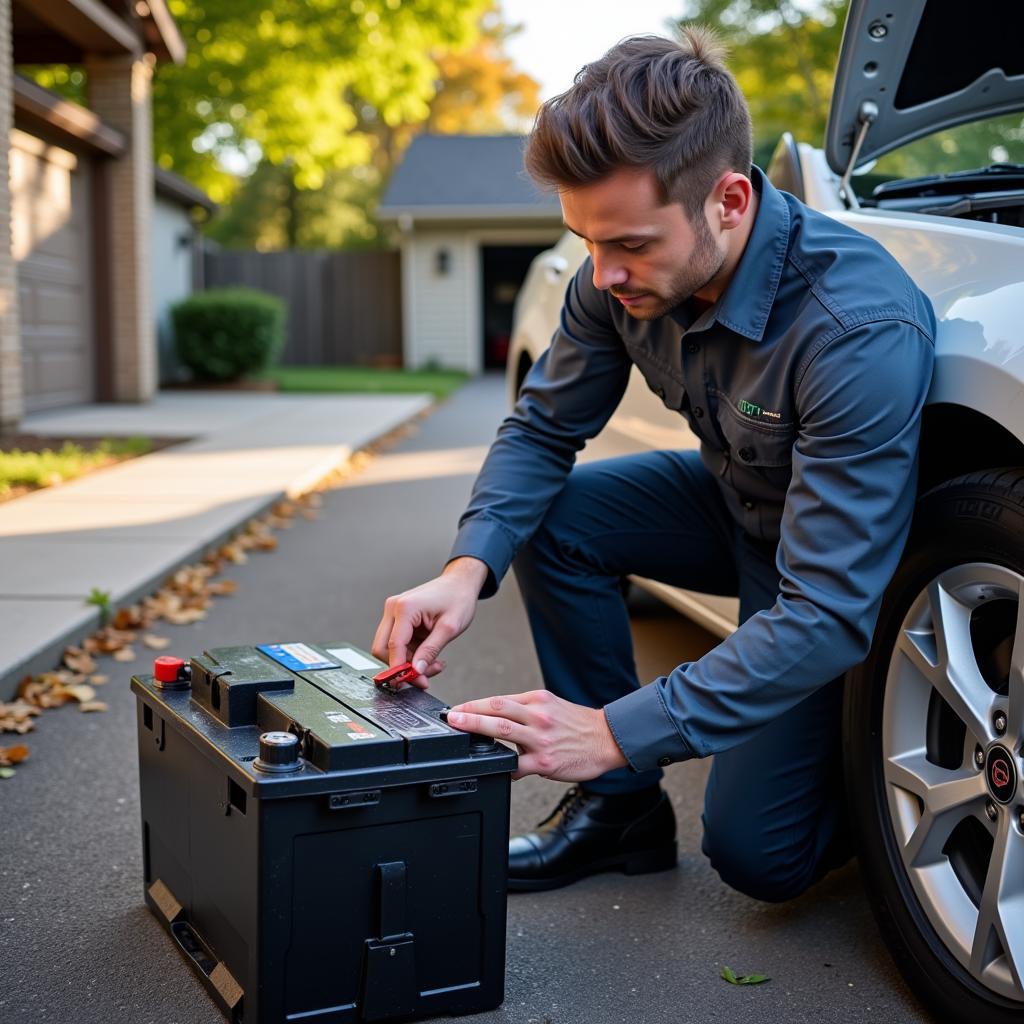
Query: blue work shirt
449,166,936,771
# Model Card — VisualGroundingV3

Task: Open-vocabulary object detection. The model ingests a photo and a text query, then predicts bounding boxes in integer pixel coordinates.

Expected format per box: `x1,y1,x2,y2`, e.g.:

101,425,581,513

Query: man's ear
707,172,753,232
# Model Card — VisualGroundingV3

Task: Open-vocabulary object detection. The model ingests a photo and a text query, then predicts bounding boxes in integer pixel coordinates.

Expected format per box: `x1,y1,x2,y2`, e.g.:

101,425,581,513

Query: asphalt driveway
0,374,930,1024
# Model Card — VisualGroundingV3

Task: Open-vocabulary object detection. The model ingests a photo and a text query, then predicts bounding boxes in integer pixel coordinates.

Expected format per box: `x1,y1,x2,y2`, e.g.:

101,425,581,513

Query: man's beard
613,214,725,321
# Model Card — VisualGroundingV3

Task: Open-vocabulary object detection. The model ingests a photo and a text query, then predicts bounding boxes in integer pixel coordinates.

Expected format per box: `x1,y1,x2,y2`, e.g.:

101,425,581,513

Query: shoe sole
507,842,678,893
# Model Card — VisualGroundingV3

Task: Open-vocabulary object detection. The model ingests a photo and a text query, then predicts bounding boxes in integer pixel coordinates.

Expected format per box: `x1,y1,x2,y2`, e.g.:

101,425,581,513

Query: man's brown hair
524,28,753,221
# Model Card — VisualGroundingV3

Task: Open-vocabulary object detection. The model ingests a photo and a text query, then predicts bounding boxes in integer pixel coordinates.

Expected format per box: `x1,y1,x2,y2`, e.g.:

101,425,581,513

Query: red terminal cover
373,661,419,689
154,655,185,683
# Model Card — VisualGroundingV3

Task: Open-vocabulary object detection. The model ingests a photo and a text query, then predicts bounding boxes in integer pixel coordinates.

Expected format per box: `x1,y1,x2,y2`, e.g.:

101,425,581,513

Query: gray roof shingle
378,134,561,219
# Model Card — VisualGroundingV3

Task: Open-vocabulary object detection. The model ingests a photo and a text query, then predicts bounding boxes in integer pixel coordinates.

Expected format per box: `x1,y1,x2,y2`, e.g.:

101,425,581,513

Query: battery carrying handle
361,860,417,1020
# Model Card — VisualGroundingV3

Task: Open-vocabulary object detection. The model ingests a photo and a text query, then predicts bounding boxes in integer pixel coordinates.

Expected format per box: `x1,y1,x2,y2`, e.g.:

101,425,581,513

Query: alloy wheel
883,561,1024,1001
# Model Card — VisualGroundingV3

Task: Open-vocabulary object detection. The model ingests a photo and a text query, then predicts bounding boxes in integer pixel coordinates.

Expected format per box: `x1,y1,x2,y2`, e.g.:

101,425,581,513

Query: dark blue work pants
512,450,851,902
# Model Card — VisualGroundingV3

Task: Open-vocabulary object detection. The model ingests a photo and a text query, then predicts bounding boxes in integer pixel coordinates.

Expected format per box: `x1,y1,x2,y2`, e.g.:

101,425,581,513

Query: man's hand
446,690,629,782
371,557,487,688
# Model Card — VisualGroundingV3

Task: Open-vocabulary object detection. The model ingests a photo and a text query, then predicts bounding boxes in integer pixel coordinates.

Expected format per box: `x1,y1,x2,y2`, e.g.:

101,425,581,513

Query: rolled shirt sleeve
604,316,937,770
449,261,630,597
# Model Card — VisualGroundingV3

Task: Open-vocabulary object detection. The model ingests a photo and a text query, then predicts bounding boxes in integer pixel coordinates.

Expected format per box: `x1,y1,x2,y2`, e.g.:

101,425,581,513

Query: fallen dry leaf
79,701,108,713
206,579,238,596
166,608,206,626
142,635,171,650
112,647,137,662
63,648,97,675
221,543,247,564
0,743,30,765
65,684,97,704
112,607,144,630
89,674,109,685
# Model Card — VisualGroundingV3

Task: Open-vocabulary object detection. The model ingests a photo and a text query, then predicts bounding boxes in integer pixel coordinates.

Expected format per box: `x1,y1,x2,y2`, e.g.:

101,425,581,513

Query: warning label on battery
367,704,449,738
258,643,336,672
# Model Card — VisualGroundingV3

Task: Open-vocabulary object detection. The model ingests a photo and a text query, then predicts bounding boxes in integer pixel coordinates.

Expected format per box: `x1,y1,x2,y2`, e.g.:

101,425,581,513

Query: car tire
844,468,1024,1024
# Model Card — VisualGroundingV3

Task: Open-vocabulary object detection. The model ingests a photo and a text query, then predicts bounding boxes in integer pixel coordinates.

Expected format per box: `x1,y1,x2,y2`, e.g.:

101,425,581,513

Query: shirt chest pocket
715,401,796,496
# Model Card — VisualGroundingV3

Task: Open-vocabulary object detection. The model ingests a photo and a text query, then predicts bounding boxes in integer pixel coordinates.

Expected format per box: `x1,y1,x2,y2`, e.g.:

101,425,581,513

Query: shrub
172,288,286,382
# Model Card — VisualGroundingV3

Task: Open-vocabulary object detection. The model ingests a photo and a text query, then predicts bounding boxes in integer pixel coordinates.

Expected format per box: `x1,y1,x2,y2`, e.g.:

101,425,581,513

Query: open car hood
825,0,1024,176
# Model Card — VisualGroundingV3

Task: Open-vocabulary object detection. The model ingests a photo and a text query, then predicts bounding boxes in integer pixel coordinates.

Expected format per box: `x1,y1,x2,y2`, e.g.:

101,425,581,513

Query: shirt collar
673,166,791,342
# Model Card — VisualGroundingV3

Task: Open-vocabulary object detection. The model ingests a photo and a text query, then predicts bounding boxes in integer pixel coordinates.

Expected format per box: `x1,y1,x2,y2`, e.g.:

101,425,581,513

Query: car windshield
855,110,1024,197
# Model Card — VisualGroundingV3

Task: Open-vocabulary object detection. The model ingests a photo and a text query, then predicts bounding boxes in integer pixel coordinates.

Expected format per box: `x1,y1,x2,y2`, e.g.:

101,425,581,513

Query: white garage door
11,128,94,412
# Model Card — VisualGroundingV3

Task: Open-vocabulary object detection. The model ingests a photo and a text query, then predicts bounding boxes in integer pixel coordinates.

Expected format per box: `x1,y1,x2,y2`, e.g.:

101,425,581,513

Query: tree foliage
677,0,848,165
204,2,541,250
678,0,1023,183
153,0,493,204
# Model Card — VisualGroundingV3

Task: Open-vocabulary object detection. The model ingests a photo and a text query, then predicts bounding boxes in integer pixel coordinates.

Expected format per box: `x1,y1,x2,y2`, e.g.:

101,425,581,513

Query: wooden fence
202,248,403,366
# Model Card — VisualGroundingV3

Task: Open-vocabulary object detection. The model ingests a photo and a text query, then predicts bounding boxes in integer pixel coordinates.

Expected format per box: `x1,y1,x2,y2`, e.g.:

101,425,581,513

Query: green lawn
267,366,468,399
0,437,151,498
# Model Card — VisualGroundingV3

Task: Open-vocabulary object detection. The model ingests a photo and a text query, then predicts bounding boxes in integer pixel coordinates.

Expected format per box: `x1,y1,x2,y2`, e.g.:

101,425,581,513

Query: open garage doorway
481,244,549,369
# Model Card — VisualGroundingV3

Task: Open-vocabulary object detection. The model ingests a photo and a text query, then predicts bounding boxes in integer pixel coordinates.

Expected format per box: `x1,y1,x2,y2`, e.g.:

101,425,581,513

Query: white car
506,3,1024,1021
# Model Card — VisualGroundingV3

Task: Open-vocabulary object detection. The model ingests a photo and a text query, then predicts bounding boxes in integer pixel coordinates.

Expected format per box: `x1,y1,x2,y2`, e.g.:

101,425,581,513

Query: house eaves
13,0,184,64
13,72,126,156
16,0,141,57
377,203,562,226
154,167,216,214
138,0,186,64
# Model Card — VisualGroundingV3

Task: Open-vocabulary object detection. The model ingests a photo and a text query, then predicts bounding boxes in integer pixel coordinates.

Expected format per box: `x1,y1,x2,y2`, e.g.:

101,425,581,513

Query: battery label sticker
313,669,374,702
324,711,352,724
326,647,382,672
368,704,449,737
258,643,336,672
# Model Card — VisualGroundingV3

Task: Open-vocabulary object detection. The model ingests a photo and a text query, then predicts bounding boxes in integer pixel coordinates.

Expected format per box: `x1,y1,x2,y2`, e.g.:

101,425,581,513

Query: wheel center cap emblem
986,745,1017,804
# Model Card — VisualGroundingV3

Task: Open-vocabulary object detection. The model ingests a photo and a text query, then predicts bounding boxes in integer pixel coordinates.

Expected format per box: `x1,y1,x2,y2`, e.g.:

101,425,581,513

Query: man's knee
700,814,819,904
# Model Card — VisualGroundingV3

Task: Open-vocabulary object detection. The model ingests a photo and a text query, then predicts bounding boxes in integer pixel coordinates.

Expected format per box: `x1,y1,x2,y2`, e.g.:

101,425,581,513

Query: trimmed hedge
172,287,286,382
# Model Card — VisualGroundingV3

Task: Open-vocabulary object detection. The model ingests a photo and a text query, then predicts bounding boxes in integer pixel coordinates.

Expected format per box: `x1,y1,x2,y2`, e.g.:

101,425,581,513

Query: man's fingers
511,753,545,780
449,693,544,727
411,621,457,677
445,710,531,747
384,603,417,667
370,608,394,663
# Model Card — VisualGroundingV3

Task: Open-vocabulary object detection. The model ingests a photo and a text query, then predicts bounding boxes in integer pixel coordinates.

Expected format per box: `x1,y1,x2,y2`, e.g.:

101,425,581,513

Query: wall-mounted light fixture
434,248,451,276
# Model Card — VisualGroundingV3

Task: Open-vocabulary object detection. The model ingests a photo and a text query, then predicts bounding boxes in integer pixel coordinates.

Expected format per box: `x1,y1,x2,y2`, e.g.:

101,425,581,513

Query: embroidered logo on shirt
737,399,782,421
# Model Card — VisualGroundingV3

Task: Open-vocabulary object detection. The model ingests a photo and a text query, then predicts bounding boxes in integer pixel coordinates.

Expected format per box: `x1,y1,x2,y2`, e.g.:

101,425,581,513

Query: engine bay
865,163,1024,227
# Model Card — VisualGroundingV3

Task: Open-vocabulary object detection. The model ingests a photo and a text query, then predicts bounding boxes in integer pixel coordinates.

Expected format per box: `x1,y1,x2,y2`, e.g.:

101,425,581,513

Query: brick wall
0,0,23,429
86,54,156,403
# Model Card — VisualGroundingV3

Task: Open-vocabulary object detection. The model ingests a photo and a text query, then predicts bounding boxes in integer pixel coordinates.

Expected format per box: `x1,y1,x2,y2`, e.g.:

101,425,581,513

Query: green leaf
721,965,770,985
0,767,16,779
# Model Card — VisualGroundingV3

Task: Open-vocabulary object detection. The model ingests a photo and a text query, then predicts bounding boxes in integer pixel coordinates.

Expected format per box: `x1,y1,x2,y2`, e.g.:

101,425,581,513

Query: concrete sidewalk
0,390,431,696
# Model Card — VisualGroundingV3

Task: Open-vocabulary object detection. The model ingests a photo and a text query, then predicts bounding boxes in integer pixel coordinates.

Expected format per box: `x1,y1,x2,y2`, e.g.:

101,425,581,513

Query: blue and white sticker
258,642,336,672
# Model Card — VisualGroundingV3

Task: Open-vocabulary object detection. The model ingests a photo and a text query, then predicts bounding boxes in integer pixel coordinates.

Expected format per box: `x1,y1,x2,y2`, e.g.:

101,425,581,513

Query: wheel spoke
927,580,996,744
887,752,988,867
971,815,1024,994
1006,585,1024,740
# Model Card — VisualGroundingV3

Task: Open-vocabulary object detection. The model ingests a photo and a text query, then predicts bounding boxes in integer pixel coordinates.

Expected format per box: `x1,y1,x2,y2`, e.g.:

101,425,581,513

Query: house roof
154,167,216,214
378,135,562,223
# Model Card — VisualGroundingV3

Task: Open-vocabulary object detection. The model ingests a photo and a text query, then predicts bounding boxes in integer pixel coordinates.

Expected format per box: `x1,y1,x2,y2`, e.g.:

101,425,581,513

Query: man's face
559,167,726,320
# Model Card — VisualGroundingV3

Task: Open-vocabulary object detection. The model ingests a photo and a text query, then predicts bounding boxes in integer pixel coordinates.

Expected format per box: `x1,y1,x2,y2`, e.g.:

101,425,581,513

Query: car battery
131,641,516,1024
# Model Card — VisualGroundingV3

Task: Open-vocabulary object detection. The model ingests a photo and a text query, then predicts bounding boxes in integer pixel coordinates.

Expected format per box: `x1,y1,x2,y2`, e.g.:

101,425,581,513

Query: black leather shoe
508,786,677,892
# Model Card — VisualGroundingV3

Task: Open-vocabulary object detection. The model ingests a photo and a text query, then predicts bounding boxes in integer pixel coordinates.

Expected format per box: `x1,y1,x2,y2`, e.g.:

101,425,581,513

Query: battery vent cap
255,731,302,773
